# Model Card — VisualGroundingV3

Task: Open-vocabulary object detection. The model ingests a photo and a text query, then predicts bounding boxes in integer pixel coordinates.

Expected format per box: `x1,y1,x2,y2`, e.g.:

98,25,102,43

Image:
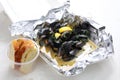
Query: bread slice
10,38,37,73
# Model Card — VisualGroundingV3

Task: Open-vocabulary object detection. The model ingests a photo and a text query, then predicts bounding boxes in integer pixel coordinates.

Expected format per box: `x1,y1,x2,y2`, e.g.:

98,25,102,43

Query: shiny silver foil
9,3,114,76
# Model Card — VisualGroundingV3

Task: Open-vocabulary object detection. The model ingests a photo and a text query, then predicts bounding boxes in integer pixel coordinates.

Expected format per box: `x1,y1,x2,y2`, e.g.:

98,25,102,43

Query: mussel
61,31,72,41
49,21,61,32
81,21,91,29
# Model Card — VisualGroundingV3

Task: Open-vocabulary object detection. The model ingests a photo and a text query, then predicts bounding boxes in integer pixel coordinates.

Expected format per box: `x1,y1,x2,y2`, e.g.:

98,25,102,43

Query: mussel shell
41,28,51,35
75,41,85,49
80,29,90,36
58,41,73,56
37,27,51,38
81,21,91,29
62,54,75,61
61,31,72,41
48,36,62,48
49,21,61,32
71,34,88,41
69,49,79,55
73,25,82,34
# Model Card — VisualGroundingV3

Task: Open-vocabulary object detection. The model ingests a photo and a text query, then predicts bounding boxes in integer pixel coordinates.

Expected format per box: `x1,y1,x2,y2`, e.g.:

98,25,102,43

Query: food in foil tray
34,11,113,76
36,19,97,63
9,4,114,76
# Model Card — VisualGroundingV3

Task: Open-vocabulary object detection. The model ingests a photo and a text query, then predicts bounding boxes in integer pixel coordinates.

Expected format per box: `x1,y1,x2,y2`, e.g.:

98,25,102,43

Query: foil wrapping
9,3,114,76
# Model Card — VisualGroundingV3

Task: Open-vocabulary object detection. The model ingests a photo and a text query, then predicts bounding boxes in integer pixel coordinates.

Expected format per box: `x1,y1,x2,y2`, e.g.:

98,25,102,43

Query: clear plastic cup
7,38,39,74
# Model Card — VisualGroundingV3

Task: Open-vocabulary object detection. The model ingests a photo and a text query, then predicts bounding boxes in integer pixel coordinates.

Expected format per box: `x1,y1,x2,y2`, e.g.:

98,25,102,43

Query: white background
0,0,120,80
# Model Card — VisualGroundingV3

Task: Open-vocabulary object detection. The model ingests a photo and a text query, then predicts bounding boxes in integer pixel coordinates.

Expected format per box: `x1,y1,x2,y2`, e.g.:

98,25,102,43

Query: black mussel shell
49,21,61,32
71,34,88,41
69,49,79,55
48,36,62,48
73,25,82,34
62,54,75,61
75,41,85,49
81,21,91,29
41,27,51,35
37,28,52,39
61,31,72,41
37,27,51,38
80,29,90,37
58,41,73,56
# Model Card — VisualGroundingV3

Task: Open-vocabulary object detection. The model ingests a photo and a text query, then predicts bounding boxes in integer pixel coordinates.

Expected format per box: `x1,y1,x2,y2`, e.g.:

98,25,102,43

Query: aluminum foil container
9,3,114,76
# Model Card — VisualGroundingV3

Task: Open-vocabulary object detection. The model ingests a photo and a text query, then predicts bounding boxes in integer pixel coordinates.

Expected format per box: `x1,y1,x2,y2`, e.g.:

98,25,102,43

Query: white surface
0,0,66,22
0,3,3,12
0,0,120,80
